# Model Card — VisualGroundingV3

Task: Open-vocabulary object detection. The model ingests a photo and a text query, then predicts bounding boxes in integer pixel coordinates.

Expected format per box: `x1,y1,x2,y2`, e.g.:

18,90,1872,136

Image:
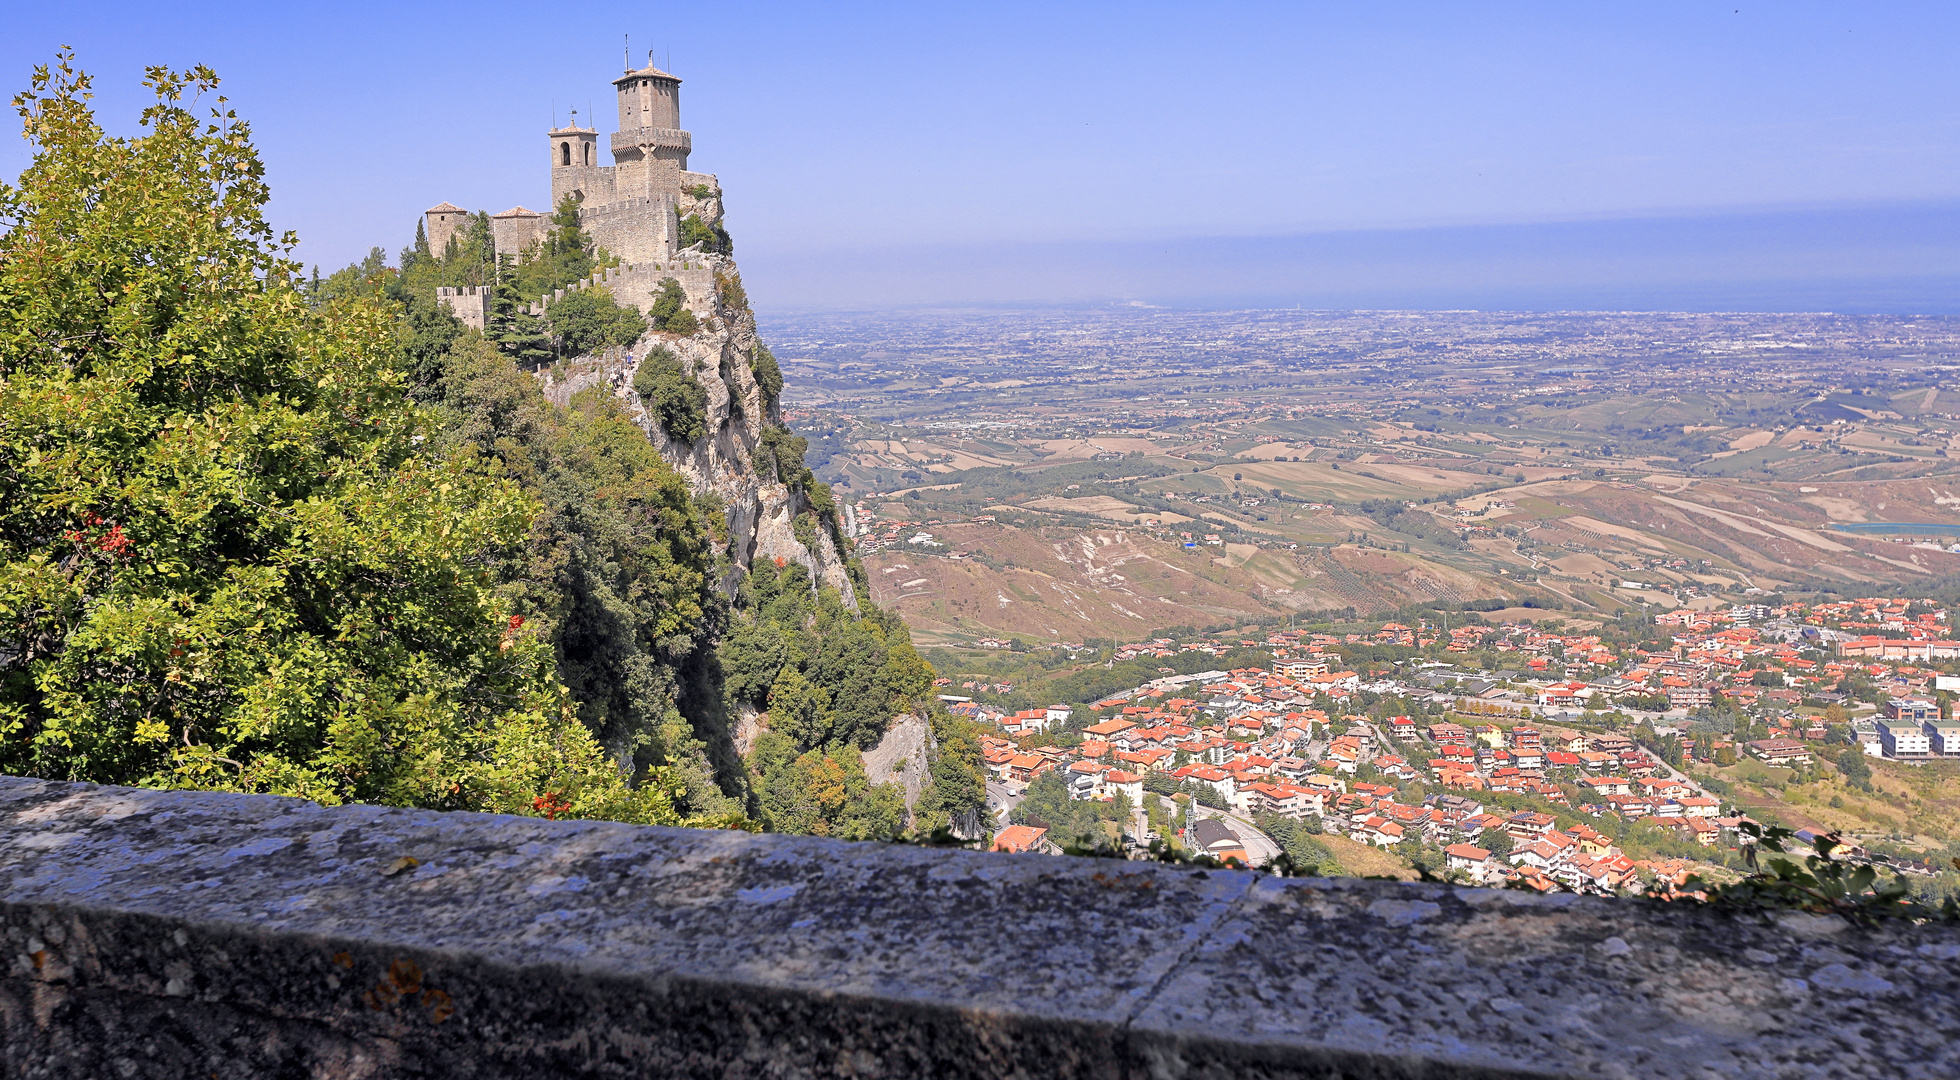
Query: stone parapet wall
549,162,618,211
4,775,1956,1079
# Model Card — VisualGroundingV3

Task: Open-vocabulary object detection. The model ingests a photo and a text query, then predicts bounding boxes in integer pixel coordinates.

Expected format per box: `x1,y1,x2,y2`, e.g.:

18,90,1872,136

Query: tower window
560,142,571,166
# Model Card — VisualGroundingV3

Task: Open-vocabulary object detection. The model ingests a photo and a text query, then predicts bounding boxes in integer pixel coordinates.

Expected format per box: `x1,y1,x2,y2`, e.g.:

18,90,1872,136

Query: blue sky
5,2,1957,311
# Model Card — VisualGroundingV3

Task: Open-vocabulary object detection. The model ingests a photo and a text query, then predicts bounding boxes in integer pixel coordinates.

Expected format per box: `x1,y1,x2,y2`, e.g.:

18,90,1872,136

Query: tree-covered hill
0,56,984,837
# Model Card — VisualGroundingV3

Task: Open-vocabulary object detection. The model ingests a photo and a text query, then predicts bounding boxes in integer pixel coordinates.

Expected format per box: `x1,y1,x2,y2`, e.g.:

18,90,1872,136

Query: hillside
0,57,987,840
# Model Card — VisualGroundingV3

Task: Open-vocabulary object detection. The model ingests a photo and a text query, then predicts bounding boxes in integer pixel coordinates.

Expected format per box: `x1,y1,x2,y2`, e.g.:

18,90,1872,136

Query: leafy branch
1683,822,1959,924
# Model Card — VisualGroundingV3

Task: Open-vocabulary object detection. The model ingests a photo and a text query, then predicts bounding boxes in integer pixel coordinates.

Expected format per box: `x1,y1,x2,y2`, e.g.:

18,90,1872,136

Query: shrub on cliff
714,268,748,313
755,426,811,487
433,335,734,815
719,561,933,753
751,341,785,407
632,345,709,444
648,276,699,336
546,285,646,356
680,212,731,255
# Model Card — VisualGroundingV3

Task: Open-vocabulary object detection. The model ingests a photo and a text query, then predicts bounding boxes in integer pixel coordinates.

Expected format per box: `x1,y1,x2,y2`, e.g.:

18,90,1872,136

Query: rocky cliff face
541,196,857,607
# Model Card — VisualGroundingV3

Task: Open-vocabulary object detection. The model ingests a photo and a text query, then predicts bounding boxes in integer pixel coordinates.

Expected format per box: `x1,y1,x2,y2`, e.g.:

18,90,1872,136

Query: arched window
584,142,592,165
560,142,571,166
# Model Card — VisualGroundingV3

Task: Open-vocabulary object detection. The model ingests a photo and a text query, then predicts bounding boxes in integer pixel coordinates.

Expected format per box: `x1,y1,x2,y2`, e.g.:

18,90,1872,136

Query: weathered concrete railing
3,776,1956,1079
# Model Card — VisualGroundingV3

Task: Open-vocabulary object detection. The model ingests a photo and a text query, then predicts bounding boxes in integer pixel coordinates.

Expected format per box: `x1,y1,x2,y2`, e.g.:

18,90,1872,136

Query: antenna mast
623,34,630,71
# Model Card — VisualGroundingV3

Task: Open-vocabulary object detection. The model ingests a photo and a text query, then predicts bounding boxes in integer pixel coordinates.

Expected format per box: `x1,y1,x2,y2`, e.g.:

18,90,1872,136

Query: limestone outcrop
541,240,857,606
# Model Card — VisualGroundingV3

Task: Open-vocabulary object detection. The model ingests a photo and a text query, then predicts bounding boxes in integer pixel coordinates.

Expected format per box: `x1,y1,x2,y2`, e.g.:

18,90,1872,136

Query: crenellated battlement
434,285,492,331
610,127,691,156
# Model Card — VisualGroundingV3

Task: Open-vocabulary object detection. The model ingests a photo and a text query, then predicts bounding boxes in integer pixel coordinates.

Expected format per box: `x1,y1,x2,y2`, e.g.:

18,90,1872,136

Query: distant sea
747,201,1960,314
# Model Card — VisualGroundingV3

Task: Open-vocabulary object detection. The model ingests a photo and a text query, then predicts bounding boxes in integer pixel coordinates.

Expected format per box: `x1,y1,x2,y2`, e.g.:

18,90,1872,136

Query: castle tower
424,202,469,258
490,207,547,258
547,110,603,209
609,61,691,198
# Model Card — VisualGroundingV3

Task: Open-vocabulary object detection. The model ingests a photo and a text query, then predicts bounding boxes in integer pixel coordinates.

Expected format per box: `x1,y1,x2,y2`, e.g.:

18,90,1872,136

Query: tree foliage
487,254,551,366
631,345,708,444
545,285,646,357
511,196,605,301
719,560,933,753
429,335,735,814
679,213,731,255
0,56,677,822
914,710,988,835
755,425,811,487
751,341,784,408
647,277,699,336
1010,771,1121,844
747,730,902,838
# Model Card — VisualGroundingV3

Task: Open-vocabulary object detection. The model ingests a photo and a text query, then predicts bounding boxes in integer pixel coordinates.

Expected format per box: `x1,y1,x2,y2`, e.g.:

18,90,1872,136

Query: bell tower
548,107,600,208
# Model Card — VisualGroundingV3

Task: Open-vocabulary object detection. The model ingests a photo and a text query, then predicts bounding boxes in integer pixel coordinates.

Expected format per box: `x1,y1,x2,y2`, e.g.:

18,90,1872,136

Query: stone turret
490,206,546,257
610,61,690,198
424,201,468,259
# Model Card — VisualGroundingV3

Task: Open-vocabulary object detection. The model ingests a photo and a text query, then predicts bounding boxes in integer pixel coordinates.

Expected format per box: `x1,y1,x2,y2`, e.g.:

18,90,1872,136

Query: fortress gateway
430,60,724,329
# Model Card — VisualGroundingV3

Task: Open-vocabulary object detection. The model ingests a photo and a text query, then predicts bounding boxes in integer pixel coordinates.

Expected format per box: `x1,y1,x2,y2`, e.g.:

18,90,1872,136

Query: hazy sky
5,2,1957,310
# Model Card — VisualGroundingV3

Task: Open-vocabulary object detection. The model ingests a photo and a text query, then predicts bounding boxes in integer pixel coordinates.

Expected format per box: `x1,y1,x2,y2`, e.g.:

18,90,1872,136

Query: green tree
756,426,811,487
1836,746,1874,792
430,335,734,814
748,730,902,838
718,561,929,753
914,710,988,835
487,254,551,366
680,212,731,255
631,345,708,443
0,56,672,822
1255,813,1332,872
751,341,785,409
647,277,699,336
545,285,646,357
512,195,605,300
768,664,834,748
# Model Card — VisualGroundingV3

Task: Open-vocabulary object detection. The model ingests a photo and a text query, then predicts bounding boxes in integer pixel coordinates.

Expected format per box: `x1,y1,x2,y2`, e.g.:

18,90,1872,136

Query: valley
756,307,1960,643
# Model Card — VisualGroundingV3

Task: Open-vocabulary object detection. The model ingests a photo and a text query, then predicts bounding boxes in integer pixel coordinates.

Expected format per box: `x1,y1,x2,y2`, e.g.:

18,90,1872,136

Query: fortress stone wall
528,258,716,322
434,285,491,331
424,201,468,258
573,195,678,267
488,207,546,257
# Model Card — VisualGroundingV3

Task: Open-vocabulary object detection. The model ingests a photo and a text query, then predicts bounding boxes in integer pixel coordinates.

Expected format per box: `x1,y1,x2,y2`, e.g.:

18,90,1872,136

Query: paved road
1191,804,1283,866
985,780,1024,827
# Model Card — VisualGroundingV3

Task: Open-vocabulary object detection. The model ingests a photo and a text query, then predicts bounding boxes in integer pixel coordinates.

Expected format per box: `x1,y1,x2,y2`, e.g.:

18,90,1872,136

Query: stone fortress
430,56,725,331
424,57,859,604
